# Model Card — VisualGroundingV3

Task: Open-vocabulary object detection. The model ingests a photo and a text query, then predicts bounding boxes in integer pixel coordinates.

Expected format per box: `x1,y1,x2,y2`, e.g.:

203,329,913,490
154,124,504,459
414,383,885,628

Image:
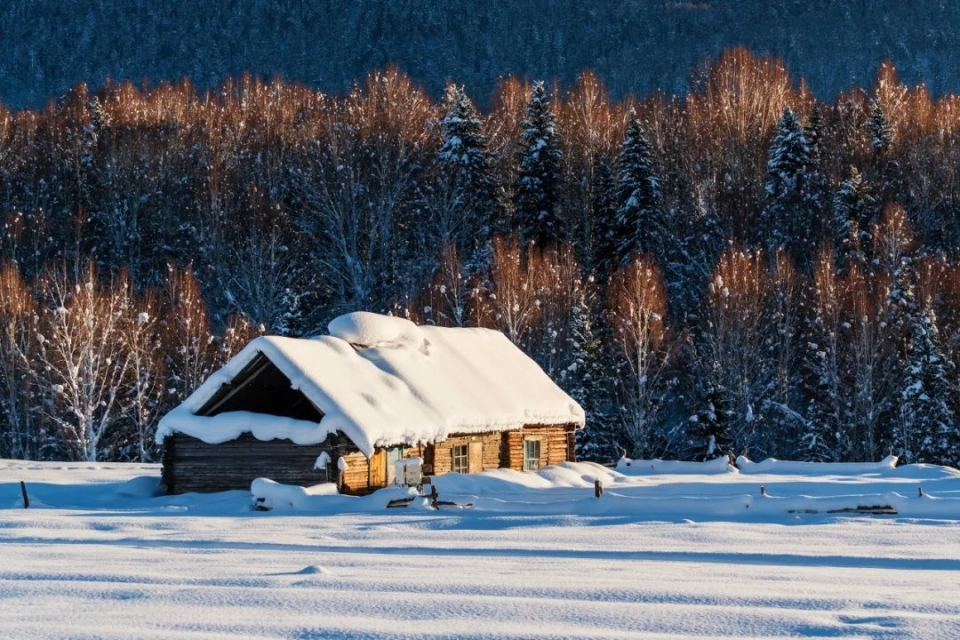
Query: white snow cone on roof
157,312,585,456
328,312,421,347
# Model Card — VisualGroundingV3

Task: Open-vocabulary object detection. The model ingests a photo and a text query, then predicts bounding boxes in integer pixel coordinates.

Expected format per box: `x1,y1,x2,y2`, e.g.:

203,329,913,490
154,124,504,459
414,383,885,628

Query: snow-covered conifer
688,360,733,461
835,167,875,272
896,304,957,466
566,285,620,464
437,85,500,262
614,112,664,267
760,108,815,263
799,251,844,462
589,154,618,287
513,81,564,247
867,99,893,154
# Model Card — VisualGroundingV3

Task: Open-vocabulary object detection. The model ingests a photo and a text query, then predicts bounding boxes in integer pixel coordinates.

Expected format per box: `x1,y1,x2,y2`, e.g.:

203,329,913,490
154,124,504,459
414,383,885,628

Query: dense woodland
2,49,960,468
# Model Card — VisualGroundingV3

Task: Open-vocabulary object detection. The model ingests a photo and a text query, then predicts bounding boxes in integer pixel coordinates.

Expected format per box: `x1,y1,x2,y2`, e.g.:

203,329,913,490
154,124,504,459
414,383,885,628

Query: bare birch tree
35,263,133,461
608,256,669,456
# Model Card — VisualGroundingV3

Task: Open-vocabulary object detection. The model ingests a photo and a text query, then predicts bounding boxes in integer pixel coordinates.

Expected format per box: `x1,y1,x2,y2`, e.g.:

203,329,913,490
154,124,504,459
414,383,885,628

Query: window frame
523,438,542,471
451,443,469,473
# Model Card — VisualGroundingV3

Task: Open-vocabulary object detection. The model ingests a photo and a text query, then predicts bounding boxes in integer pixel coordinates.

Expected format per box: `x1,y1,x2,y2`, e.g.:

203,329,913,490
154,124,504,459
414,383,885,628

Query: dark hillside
2,1,959,108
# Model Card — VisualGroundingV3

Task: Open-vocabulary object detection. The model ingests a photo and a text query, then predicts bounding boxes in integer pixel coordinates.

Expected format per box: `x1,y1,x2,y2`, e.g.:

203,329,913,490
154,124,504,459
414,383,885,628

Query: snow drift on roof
157,313,585,455
327,311,421,347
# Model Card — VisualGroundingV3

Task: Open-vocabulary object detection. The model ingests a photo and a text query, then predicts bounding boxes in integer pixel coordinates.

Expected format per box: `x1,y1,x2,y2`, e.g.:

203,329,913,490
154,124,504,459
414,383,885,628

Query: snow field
2,458,960,638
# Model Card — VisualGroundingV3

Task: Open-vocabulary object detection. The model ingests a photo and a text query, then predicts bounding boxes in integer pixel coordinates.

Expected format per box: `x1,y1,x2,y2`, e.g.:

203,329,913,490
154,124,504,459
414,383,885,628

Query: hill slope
3,0,960,107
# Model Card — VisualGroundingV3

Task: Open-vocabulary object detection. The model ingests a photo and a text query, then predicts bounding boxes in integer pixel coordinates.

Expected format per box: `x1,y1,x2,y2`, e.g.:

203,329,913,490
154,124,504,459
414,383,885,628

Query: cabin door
385,446,404,485
369,450,387,488
468,441,483,474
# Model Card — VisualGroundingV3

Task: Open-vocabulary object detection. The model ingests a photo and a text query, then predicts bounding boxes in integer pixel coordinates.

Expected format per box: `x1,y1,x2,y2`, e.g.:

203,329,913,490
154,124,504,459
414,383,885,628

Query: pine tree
802,104,830,245
436,85,500,263
565,288,619,464
835,167,876,272
803,103,824,166
896,304,957,466
614,112,664,267
799,253,844,462
865,99,904,205
881,235,921,462
589,154,618,287
513,81,564,248
760,108,815,264
801,341,843,462
866,99,893,155
688,359,734,461
764,108,809,208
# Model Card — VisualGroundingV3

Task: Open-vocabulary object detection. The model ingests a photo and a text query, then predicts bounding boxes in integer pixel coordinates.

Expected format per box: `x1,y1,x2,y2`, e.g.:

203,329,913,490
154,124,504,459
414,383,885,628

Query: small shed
157,312,585,495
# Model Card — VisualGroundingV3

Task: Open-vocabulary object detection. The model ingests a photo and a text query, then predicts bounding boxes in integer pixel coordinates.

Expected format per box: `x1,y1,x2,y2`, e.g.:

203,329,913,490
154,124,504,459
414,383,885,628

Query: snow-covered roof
157,312,585,456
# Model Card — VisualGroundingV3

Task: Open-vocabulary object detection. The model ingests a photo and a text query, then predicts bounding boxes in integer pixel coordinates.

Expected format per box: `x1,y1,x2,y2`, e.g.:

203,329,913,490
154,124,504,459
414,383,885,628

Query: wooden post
760,486,766,496
918,486,924,497
430,484,439,509
20,481,29,509
594,479,603,498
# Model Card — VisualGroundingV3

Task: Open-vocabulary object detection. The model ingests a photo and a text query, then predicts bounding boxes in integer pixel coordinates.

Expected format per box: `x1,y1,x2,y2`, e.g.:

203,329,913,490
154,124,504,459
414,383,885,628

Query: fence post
20,481,29,509
594,479,603,498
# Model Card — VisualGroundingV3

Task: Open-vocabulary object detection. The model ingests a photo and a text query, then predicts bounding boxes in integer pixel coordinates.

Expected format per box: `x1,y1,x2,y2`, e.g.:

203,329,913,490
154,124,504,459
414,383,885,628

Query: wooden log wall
428,432,502,475
338,450,372,494
162,425,580,497
162,433,367,495
503,425,577,471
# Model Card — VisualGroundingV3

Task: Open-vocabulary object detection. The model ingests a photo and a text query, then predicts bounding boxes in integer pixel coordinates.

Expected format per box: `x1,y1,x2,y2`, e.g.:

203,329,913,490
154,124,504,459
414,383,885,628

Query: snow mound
328,311,421,347
294,565,332,575
885,463,960,480
737,455,899,476
251,478,339,510
537,462,627,488
616,456,735,475
113,475,162,499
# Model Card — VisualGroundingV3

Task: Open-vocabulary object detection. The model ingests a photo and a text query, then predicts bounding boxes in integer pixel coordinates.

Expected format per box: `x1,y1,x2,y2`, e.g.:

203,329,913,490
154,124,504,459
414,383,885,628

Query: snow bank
616,456,735,475
251,478,423,512
112,475,162,499
250,478,339,510
157,313,585,455
6,458,960,522
737,455,899,475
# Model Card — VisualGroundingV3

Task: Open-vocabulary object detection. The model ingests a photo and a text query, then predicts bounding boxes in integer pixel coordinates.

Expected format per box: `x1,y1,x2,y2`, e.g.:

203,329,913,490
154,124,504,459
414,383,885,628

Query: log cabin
157,312,585,495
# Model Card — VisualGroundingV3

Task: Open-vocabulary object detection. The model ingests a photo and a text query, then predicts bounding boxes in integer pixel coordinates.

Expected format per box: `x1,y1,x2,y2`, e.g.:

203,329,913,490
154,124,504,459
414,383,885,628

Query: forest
1,48,959,468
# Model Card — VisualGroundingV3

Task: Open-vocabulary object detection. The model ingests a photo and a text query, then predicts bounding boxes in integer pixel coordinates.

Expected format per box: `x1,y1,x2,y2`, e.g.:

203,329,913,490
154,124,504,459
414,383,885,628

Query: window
452,444,468,473
524,439,541,471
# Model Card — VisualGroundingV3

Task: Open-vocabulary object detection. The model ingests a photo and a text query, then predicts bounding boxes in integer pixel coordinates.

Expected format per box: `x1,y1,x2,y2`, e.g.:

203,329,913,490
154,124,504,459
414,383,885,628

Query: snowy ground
3,459,960,639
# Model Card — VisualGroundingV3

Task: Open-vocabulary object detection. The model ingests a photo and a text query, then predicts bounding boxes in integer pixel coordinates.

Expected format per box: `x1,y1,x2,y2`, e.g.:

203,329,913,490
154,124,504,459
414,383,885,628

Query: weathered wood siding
162,433,368,495
428,432,502,475
502,424,577,471
337,450,373,494
162,425,579,497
